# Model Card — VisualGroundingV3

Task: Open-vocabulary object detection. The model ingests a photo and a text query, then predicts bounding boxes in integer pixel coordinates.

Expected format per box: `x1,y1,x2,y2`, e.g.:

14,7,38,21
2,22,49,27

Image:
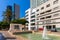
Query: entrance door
53,25,56,29
46,26,52,31
49,26,51,30
31,27,35,30
51,25,57,32
14,25,20,30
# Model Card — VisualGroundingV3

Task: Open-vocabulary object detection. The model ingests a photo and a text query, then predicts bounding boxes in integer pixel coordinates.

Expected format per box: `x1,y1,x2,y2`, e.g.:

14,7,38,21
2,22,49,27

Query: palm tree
2,11,7,22
6,8,12,23
2,7,12,23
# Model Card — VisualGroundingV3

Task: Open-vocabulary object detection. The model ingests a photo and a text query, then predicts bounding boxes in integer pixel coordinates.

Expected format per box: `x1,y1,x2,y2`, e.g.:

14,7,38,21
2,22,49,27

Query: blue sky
0,0,30,21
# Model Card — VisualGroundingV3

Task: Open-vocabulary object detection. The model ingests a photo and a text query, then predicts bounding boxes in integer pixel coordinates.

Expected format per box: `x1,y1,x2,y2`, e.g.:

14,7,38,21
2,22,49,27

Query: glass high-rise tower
30,0,49,9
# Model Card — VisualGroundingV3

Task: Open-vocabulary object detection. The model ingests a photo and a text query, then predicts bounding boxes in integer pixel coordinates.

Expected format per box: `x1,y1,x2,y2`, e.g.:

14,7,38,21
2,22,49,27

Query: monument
42,26,50,40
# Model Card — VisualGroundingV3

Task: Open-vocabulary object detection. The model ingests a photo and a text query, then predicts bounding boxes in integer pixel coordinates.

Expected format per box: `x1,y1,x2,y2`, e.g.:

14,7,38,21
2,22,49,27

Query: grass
16,33,60,40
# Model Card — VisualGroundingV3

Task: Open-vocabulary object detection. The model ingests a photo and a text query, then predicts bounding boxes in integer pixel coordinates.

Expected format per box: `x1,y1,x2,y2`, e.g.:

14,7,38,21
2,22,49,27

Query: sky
0,0,30,21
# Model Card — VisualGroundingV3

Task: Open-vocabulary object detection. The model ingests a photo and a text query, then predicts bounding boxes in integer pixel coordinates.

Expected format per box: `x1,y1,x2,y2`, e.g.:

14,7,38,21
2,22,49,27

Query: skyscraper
14,4,20,19
7,6,12,11
30,0,49,9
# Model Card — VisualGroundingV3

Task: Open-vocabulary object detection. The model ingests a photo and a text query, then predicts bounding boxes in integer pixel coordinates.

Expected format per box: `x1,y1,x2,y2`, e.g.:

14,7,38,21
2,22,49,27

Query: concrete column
51,25,53,30
28,23,31,30
9,24,14,31
9,24,12,31
20,27,22,31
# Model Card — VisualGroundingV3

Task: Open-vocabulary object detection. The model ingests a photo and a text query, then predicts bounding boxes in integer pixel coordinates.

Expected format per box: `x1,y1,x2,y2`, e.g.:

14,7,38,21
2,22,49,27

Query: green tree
2,11,7,22
18,19,29,31
18,19,28,25
6,8,12,23
0,22,3,30
11,19,29,31
11,19,18,24
11,19,28,24
1,21,9,30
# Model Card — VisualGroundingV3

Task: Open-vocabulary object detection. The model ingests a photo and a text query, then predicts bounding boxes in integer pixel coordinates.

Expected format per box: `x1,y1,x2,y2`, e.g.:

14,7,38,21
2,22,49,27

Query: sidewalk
0,31,28,40
0,31,16,40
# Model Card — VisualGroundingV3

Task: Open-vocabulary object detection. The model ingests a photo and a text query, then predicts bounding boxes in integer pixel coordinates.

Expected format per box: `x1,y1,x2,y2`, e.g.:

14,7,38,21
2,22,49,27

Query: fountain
42,26,50,40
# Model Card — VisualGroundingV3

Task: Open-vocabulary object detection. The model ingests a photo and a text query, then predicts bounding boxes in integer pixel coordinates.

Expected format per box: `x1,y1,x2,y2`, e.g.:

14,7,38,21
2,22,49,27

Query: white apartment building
25,0,60,31
25,8,31,30
25,0,49,31
25,8,37,30
36,0,60,31
29,0,50,31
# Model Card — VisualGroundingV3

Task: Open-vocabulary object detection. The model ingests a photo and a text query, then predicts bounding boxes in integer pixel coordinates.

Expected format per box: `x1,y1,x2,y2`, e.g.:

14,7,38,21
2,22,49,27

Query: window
53,14,59,17
53,0,58,4
37,18,39,20
53,25,56,28
31,19,35,22
31,15,35,18
31,27,35,30
46,20,51,23
43,0,49,3
26,18,28,19
26,24,28,26
25,15,28,17
40,17,45,20
26,11,28,13
36,9,39,12
46,4,50,7
37,14,39,16
46,10,51,12
46,16,51,18
31,12,35,14
40,10,51,15
53,6,59,10
14,25,20,30
31,23,35,25
41,7,44,10
40,12,45,14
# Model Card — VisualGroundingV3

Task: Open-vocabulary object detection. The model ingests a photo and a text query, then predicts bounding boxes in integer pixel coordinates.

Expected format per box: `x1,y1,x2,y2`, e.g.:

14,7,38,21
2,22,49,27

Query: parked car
39,28,44,31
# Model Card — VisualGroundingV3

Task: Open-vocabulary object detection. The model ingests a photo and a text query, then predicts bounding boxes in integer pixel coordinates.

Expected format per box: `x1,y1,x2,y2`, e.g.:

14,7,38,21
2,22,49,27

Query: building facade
25,8,31,30
25,8,37,30
36,0,60,31
29,0,49,31
26,0,60,31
